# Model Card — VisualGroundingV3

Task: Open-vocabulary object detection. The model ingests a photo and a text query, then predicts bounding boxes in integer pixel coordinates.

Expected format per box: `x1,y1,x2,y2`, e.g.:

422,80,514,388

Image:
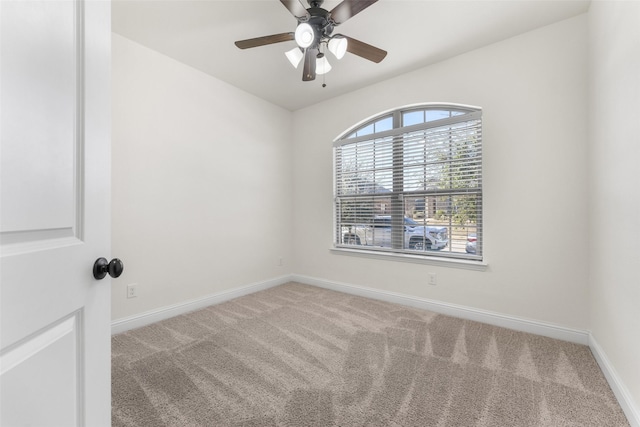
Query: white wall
588,0,640,414
292,16,590,329
111,34,293,320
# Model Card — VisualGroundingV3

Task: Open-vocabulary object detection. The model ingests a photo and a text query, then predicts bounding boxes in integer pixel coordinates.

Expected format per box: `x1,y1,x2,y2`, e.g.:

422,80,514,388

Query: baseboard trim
112,273,590,343
291,274,590,345
111,275,291,335
589,334,640,427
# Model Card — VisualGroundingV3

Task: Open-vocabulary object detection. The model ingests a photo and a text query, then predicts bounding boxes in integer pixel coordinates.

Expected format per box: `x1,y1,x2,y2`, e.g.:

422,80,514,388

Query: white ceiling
112,0,590,111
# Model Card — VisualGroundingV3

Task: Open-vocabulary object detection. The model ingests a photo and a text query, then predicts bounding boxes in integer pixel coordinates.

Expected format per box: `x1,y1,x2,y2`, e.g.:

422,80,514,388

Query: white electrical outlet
428,273,437,286
278,257,283,267
127,283,138,298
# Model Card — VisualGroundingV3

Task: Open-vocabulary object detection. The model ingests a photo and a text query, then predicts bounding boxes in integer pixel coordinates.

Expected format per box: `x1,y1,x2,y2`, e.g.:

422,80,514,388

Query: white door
1,1,112,426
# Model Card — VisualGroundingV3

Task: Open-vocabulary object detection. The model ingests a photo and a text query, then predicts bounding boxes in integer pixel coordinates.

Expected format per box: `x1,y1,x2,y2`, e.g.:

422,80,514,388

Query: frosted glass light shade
285,47,303,68
316,55,331,75
295,23,314,48
328,37,348,59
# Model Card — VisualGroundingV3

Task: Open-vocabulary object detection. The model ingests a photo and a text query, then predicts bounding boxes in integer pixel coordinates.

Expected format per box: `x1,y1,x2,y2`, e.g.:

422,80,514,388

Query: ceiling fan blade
343,35,387,63
302,48,318,81
234,32,294,49
280,0,310,20
330,0,378,25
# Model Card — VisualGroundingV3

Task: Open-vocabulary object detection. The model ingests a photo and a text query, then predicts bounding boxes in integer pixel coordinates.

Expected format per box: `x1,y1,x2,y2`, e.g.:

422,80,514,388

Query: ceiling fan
234,0,387,82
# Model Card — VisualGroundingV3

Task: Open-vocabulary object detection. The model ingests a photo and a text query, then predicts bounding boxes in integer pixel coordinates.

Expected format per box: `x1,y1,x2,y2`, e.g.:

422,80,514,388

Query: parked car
465,233,477,254
343,216,448,250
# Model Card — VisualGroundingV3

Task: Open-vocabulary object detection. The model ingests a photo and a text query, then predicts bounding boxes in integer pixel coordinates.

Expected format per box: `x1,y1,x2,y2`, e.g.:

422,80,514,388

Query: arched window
334,104,482,261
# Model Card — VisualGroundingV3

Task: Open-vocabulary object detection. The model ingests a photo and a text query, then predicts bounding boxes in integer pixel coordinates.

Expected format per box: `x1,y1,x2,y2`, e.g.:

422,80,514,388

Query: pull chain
321,43,327,88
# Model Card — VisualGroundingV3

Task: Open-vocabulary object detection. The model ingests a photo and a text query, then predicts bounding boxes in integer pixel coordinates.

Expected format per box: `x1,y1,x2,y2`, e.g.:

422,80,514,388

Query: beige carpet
112,282,629,426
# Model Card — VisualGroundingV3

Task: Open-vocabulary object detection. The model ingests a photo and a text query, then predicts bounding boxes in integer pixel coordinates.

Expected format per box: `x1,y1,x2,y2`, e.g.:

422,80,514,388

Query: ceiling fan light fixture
316,54,332,75
285,47,304,68
328,36,348,60
234,0,387,83
295,23,315,48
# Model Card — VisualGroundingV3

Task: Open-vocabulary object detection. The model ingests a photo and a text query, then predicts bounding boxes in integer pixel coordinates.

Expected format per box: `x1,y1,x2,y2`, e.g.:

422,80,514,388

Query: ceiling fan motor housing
301,8,334,48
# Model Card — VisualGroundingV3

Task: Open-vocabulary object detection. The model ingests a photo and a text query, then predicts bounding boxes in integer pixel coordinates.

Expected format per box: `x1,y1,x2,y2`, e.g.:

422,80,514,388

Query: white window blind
334,106,483,261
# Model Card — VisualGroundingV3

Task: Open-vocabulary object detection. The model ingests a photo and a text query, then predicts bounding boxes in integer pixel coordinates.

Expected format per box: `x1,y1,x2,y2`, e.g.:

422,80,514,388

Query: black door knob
93,257,124,280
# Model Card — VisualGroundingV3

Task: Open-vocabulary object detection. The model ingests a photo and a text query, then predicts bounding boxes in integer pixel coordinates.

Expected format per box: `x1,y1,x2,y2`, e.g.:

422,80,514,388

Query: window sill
330,247,488,271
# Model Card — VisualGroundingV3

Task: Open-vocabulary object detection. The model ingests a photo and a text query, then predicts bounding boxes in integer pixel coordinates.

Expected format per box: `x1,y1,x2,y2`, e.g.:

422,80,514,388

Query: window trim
333,103,484,266
330,247,488,271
